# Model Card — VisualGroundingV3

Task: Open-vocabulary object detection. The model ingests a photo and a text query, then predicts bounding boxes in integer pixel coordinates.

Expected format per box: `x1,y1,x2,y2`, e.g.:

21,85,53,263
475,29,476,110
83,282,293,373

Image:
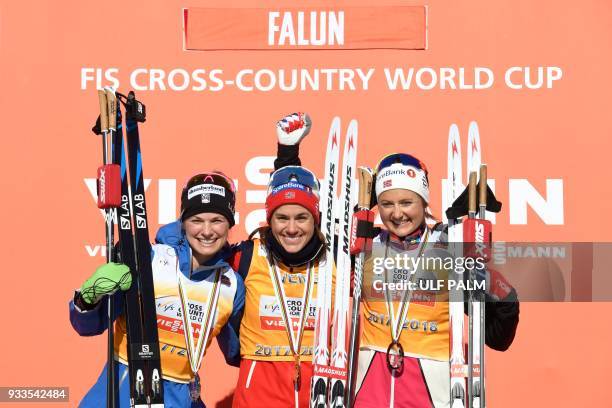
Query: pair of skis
95,89,164,407
447,122,488,408
310,117,358,408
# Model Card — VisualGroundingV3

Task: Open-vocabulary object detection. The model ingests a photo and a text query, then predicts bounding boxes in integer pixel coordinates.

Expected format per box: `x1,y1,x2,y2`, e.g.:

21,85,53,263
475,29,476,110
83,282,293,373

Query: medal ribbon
383,228,430,344
177,267,223,375
268,261,315,376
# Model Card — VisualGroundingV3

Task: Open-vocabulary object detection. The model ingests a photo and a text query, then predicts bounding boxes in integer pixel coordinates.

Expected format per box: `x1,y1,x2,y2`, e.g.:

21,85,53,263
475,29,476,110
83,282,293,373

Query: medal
382,229,429,373
189,373,201,401
293,354,301,389
386,340,405,371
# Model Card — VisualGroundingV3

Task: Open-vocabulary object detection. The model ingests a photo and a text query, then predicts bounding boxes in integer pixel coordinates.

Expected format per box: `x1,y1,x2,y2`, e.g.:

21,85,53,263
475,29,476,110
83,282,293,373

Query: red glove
350,209,376,255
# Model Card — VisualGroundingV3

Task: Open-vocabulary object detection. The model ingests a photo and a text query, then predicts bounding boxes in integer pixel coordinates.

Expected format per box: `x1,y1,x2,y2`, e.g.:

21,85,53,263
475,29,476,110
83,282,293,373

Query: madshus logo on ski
311,117,357,408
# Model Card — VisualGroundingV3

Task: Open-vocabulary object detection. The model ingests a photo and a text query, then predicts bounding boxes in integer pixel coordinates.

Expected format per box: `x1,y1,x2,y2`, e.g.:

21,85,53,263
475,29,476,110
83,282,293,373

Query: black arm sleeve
481,289,520,351
274,143,301,170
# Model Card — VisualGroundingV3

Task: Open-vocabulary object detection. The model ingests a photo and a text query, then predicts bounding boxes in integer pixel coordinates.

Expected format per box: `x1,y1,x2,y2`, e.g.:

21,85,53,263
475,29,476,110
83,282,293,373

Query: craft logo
201,193,210,203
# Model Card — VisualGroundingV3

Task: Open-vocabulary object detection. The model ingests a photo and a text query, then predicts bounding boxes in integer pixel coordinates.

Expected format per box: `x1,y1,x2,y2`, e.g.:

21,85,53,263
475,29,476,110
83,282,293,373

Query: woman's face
183,212,230,264
269,204,315,253
377,189,426,238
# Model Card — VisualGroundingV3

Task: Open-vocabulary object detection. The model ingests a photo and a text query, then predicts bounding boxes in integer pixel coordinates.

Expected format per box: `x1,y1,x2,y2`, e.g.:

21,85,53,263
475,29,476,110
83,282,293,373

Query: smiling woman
180,172,236,267
227,113,331,408
352,153,520,407
269,204,316,253
69,170,245,407
265,165,321,254
183,213,230,264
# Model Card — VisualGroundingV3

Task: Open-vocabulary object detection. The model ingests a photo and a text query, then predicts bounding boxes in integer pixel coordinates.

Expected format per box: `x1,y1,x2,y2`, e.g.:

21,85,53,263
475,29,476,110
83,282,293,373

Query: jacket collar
155,220,230,279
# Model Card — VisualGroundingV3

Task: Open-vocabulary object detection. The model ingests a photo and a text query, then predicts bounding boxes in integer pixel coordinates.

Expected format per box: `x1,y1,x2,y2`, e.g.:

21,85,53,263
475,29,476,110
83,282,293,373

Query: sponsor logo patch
188,184,226,199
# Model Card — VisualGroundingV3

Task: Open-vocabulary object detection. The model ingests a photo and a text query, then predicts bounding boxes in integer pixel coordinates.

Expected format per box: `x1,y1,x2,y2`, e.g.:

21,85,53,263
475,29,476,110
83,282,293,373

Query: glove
276,112,311,145
80,262,132,305
350,209,377,255
445,180,502,220
470,265,513,301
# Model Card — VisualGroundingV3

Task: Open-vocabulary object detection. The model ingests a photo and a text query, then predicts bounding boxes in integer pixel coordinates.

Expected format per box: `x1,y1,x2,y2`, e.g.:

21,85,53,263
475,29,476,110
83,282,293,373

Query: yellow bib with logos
114,244,237,382
361,229,450,362
240,238,334,362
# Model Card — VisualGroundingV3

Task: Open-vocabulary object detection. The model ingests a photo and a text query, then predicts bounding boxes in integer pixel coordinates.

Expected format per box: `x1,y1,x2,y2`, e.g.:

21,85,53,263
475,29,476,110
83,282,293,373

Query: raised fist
276,112,312,146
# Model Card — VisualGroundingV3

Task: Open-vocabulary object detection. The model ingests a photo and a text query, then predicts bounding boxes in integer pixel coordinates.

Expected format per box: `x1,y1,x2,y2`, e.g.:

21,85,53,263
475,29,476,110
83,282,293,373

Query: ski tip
328,117,342,148
468,121,479,134
448,123,460,141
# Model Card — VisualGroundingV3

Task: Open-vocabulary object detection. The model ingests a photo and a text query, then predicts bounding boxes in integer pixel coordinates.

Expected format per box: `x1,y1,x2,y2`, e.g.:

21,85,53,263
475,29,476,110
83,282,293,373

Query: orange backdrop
0,0,610,406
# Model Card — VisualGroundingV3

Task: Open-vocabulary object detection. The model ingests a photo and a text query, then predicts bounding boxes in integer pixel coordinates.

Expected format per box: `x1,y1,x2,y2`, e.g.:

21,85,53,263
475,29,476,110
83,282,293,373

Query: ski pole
477,164,488,408
346,166,373,408
96,89,116,408
467,171,477,408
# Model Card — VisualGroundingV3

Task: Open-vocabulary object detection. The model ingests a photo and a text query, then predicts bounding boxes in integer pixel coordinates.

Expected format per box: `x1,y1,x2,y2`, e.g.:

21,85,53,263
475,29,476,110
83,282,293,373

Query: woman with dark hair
70,172,244,407
228,113,332,408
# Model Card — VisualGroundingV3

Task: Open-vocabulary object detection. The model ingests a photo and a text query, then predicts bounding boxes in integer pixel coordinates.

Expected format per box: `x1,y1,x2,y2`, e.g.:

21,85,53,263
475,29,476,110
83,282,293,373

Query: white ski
328,120,358,408
311,117,341,408
448,124,467,408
